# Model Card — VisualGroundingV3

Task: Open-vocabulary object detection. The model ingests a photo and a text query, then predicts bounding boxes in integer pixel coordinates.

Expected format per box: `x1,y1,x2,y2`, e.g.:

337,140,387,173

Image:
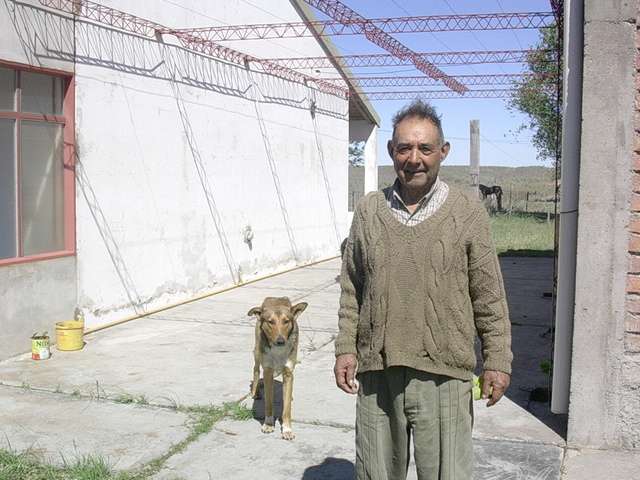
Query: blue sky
307,0,556,168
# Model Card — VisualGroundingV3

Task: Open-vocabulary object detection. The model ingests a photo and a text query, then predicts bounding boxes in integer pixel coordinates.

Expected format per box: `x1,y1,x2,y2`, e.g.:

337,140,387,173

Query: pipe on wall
551,0,584,414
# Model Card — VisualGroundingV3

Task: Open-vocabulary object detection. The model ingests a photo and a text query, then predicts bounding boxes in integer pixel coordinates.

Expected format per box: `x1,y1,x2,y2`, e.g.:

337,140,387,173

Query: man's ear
440,141,451,161
387,140,395,159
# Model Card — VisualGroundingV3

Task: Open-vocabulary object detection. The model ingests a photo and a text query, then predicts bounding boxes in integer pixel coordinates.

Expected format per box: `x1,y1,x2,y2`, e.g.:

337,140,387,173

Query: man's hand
482,370,510,407
334,354,358,394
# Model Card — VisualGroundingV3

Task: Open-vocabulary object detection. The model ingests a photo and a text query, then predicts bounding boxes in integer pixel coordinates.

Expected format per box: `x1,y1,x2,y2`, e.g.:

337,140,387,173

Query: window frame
0,61,75,266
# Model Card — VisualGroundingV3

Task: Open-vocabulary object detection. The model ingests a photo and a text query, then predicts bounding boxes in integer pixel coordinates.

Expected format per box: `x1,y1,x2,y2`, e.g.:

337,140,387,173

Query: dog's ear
248,306,263,318
291,302,308,319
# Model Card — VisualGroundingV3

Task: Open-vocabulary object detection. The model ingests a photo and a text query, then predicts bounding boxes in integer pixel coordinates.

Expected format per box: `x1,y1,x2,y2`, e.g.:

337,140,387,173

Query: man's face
387,117,450,198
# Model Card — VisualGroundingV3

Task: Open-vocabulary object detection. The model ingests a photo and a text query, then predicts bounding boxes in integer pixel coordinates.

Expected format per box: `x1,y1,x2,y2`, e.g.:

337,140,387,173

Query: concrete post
469,119,480,197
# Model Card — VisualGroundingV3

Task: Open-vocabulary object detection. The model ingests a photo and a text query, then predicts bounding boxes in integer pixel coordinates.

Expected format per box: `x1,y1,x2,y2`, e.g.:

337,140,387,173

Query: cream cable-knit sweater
335,186,513,381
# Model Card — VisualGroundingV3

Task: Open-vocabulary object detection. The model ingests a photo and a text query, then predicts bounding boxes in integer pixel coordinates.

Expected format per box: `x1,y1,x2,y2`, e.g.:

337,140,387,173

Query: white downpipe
551,0,583,414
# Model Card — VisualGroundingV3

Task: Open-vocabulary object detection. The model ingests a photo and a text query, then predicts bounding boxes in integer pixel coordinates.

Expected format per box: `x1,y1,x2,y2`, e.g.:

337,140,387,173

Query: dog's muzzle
276,336,286,346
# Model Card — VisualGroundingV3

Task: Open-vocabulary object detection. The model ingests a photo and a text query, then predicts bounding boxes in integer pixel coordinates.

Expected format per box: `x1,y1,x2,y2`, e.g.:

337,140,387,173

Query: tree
508,24,562,164
349,141,364,166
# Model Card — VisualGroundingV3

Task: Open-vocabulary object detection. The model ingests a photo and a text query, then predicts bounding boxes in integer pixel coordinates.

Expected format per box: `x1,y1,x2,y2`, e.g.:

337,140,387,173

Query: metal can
31,335,51,360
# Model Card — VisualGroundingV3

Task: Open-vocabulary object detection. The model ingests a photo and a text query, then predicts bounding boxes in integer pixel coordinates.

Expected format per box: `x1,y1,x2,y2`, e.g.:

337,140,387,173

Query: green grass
113,393,136,404
0,449,113,480
0,400,253,480
221,401,254,421
490,211,555,257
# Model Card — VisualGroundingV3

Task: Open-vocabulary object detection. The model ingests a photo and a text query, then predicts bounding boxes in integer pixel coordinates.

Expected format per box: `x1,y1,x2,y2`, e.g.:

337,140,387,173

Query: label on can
32,337,51,360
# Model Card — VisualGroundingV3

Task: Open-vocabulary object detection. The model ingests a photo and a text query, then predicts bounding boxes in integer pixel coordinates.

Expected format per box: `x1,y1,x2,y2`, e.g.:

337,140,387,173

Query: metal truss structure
326,73,552,88
303,0,467,94
364,87,556,101
37,0,349,97
270,50,543,70
173,12,554,42
37,0,562,100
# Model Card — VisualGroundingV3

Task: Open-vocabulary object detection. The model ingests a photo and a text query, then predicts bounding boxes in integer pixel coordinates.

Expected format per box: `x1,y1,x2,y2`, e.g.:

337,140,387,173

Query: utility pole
470,119,480,197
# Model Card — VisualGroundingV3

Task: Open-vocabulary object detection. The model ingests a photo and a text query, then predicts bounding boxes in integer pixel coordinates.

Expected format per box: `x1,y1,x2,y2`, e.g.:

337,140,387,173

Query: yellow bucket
55,320,84,351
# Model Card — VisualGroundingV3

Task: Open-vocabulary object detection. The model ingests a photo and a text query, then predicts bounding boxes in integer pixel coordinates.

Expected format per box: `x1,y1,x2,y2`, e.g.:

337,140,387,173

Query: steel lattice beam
360,88,557,100
326,73,552,88
550,0,564,37
303,0,468,94
39,0,165,36
174,12,554,42
273,50,543,70
170,33,346,96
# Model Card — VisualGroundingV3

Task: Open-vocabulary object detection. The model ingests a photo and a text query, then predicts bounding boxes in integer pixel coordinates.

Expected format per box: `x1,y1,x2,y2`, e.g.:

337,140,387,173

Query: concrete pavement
1,256,638,479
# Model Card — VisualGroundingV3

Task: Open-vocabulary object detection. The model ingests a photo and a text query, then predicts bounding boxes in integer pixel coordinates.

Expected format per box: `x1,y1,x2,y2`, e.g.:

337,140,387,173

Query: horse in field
478,184,503,211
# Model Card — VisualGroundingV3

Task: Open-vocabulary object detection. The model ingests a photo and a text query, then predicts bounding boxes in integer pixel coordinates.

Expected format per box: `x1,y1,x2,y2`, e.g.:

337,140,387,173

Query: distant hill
348,165,556,211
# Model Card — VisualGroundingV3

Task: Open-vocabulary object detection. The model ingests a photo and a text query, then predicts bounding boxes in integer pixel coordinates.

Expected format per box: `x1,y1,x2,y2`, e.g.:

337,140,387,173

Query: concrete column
350,120,379,194
363,125,378,194
568,0,637,449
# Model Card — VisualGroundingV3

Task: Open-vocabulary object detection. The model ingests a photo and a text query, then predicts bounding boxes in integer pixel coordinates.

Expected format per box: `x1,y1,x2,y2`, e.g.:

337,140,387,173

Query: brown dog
248,297,308,440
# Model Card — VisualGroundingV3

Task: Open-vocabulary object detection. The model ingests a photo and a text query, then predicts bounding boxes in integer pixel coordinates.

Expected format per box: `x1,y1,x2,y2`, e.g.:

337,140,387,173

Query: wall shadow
8,0,348,119
73,147,146,314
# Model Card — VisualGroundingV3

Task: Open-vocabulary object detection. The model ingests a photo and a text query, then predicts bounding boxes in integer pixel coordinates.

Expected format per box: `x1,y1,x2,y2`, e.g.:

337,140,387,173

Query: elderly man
334,99,512,480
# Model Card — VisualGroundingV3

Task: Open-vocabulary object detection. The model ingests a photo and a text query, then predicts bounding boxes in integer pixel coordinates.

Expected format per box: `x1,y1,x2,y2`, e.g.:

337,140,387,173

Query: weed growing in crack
114,393,135,404
222,401,253,421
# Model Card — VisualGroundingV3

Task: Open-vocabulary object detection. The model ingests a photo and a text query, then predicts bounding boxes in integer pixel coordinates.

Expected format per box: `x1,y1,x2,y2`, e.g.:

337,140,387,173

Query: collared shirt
386,176,449,226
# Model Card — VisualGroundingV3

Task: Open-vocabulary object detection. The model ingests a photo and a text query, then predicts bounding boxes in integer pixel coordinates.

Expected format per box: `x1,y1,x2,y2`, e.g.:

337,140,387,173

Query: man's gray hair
391,99,445,145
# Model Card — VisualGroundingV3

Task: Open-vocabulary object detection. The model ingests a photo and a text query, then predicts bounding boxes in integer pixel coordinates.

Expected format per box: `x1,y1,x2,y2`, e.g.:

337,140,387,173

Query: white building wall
1,0,350,351
0,258,76,359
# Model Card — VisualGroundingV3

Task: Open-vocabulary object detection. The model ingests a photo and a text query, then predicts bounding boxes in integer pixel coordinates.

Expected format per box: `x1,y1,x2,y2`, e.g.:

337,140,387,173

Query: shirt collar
391,176,442,211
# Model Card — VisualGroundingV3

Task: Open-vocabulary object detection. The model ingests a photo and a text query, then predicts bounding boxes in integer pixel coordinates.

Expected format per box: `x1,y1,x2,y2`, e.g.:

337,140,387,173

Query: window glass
21,71,64,116
0,66,71,263
0,118,17,259
0,67,15,111
20,120,64,256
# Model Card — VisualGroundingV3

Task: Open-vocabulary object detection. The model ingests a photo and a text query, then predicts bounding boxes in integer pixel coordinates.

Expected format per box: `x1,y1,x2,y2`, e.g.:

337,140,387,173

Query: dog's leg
281,368,295,440
251,322,262,399
261,367,275,434
251,356,262,399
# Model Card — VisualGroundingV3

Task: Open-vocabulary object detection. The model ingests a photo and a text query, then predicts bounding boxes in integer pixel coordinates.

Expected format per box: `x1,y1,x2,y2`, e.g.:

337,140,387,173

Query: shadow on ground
303,457,355,479
499,257,568,439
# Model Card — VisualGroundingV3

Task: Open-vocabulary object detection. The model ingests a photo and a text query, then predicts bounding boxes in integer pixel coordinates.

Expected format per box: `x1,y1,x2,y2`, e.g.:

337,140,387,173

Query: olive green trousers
355,367,474,480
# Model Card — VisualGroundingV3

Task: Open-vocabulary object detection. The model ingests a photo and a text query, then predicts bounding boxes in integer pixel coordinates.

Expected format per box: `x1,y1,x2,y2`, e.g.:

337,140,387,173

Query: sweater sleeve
467,203,513,374
334,199,367,357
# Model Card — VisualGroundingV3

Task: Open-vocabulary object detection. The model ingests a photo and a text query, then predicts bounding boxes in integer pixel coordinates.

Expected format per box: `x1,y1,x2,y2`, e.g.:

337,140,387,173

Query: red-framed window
0,62,75,265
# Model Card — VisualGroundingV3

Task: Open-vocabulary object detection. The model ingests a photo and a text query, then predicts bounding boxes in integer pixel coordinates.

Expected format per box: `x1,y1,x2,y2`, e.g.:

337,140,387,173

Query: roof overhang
289,0,380,126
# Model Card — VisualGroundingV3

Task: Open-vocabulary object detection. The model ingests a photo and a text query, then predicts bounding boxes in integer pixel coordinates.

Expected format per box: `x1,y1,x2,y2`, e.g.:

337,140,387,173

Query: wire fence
349,184,558,218
486,182,557,222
